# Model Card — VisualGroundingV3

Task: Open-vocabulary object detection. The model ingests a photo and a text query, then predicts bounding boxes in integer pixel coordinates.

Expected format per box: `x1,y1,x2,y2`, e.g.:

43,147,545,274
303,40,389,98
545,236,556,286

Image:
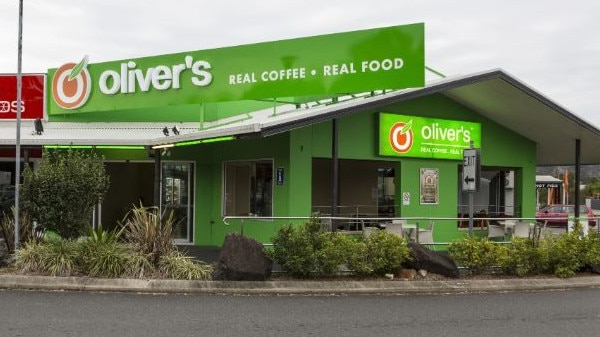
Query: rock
583,264,600,274
403,243,460,278
397,268,417,280
213,233,273,281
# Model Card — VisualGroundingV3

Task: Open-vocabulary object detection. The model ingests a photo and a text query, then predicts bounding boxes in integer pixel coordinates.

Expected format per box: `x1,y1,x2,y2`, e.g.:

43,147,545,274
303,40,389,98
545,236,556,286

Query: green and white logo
379,113,481,160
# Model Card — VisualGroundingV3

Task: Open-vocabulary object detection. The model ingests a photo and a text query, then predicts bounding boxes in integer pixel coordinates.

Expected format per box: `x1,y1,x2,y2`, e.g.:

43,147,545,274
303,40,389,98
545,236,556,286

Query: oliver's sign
47,23,424,115
379,113,481,160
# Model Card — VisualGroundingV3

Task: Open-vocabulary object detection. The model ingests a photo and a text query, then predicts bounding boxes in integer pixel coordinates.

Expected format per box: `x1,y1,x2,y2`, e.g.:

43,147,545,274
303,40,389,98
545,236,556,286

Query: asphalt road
1,288,600,337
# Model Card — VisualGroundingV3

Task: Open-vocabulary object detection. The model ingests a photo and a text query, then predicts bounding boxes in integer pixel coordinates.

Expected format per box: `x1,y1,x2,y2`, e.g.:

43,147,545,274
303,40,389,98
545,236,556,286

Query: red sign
0,74,45,120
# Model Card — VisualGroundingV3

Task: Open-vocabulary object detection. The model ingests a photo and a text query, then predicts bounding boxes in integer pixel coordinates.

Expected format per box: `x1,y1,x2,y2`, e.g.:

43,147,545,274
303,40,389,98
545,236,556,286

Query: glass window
161,162,194,242
377,167,395,217
224,160,273,216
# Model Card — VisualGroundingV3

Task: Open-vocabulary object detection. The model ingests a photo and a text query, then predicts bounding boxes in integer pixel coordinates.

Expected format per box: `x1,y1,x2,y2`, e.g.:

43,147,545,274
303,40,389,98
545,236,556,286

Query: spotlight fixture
162,127,169,136
172,125,180,135
34,118,44,135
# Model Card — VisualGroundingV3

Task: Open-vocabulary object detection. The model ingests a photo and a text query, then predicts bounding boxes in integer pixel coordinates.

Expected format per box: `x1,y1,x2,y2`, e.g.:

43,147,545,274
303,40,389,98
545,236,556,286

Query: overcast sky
1,1,598,124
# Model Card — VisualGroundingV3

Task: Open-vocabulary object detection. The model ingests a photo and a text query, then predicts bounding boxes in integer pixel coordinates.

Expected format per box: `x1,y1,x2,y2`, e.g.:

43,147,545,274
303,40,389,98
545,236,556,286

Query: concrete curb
1,274,600,295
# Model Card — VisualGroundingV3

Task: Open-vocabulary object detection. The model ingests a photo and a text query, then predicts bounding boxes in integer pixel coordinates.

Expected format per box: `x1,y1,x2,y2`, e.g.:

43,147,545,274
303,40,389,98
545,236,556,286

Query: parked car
535,204,597,227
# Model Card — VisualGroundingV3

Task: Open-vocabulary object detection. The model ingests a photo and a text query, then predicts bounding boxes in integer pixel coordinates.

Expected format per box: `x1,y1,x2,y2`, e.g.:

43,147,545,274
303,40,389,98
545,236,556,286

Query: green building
2,23,600,248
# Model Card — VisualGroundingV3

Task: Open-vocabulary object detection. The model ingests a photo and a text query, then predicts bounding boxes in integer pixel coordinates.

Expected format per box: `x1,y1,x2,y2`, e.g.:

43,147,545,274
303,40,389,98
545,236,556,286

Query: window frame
222,158,274,218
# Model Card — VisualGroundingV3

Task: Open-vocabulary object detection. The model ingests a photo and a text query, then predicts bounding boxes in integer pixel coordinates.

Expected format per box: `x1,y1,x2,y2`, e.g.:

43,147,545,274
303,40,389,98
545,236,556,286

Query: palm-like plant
119,204,176,266
0,207,37,254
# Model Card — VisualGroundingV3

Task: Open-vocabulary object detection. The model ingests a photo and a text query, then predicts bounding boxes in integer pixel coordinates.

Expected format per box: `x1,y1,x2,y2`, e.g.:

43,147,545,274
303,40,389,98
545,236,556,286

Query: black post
574,139,581,219
154,149,162,208
331,118,339,225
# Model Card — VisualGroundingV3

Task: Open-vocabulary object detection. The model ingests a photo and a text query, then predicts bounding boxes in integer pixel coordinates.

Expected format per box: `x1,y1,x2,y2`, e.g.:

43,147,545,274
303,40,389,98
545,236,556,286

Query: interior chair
513,221,531,238
487,221,506,240
320,217,333,231
362,226,380,238
412,221,435,249
386,219,406,238
532,220,549,239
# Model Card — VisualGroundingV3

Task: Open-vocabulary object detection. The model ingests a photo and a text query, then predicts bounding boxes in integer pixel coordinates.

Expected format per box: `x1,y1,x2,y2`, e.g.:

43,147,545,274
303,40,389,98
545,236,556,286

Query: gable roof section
250,69,600,166
1,69,599,166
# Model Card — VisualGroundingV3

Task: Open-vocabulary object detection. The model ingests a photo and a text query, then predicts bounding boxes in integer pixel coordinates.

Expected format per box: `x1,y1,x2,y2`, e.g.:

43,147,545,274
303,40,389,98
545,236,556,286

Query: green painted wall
185,134,292,246
278,93,536,246
398,159,458,243
97,93,538,247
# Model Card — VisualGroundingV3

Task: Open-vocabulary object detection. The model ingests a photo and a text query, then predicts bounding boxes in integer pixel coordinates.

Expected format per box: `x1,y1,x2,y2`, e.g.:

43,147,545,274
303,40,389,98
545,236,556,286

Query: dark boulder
213,233,273,281
582,264,600,274
403,243,460,278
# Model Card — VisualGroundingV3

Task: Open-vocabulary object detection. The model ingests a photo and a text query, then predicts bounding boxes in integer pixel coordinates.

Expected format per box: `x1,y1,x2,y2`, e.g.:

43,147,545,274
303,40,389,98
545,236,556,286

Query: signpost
462,148,480,192
463,147,481,236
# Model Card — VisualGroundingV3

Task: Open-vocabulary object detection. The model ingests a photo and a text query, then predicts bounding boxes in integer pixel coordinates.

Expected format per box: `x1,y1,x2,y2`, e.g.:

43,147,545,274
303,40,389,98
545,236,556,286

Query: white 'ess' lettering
0,100,25,113
98,55,212,95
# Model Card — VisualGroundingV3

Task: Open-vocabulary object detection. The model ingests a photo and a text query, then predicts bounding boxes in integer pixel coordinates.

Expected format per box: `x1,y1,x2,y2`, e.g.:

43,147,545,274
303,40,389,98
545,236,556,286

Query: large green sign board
48,23,424,115
379,113,481,160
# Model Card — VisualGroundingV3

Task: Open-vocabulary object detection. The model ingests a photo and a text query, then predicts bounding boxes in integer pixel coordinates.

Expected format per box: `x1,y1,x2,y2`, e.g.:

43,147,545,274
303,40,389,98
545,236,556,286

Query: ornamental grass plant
158,251,214,280
118,204,176,266
8,205,213,281
14,239,79,276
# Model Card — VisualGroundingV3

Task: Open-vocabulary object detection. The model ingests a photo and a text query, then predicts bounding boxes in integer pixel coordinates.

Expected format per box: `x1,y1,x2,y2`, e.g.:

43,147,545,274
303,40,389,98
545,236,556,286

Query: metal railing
222,214,600,249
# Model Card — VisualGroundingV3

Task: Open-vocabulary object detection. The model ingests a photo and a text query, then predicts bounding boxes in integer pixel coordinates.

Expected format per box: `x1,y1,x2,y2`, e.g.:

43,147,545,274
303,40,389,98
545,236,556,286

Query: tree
21,149,110,239
582,177,600,199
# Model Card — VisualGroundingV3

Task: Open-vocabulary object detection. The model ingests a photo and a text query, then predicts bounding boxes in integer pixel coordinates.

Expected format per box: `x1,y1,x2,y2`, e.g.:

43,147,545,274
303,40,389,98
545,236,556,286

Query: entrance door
103,162,154,231
161,162,194,243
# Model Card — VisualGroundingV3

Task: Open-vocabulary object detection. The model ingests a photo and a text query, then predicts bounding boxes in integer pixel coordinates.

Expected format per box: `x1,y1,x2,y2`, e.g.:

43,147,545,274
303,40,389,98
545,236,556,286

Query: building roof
1,69,599,166
536,175,563,183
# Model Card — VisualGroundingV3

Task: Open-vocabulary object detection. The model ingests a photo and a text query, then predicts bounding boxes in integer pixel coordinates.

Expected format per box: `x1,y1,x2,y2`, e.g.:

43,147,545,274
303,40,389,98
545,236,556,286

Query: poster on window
420,168,439,205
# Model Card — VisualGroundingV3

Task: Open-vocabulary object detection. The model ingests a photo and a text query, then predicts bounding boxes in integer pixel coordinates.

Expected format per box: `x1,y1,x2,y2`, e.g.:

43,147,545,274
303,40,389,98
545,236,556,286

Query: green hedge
268,218,411,278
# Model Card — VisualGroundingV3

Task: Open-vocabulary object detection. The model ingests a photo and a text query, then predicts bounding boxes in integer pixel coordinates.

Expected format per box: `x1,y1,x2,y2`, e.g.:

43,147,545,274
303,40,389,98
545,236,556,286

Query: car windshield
543,205,563,213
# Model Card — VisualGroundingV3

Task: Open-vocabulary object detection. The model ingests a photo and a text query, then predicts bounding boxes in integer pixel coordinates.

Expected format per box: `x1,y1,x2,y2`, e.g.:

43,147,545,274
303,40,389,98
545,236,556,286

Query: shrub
363,231,410,276
345,239,370,276
448,236,502,274
314,232,354,277
581,230,600,267
269,218,357,278
532,234,554,274
21,149,109,239
547,229,585,278
269,221,321,278
158,251,214,280
497,237,536,277
270,218,412,278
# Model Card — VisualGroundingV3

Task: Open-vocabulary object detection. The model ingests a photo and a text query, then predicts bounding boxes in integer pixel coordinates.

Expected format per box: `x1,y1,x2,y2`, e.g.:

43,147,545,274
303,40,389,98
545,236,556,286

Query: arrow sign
462,148,480,192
